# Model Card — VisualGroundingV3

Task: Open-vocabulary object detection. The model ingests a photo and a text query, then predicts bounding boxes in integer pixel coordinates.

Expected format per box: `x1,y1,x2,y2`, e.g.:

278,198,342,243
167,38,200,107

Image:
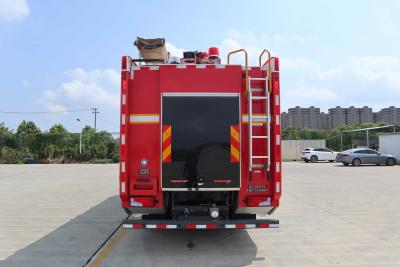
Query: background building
282,106,399,130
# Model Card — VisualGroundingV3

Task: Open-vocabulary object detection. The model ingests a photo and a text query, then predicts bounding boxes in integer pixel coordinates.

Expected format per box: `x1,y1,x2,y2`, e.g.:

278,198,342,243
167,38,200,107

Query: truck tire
329,160,334,162
352,158,361,167
386,158,396,166
310,155,318,163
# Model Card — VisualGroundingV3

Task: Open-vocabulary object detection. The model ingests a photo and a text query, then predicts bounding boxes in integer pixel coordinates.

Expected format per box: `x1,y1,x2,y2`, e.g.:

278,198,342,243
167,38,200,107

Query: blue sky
1,0,400,132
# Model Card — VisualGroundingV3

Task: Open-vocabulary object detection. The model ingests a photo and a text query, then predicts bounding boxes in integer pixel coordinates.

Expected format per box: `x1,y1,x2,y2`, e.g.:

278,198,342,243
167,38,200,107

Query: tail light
341,153,350,157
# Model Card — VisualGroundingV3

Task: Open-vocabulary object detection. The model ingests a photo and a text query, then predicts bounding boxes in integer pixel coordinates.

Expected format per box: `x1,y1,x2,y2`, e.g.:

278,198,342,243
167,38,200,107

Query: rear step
123,218,279,229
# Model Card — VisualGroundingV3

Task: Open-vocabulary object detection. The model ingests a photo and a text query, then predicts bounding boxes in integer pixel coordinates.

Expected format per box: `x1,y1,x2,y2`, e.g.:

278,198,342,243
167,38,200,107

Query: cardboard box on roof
135,37,168,62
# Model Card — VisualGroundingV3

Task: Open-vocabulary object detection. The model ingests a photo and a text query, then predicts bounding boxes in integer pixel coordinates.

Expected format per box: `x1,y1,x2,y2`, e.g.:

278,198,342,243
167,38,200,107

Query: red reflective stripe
132,224,143,229
214,179,231,183
207,224,217,229
259,223,269,228
170,179,188,183
185,224,196,229
156,224,166,229
236,224,246,229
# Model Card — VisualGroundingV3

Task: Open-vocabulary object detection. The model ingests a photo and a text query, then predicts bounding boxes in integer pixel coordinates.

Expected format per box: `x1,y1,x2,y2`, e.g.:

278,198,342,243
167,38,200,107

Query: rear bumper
123,218,279,230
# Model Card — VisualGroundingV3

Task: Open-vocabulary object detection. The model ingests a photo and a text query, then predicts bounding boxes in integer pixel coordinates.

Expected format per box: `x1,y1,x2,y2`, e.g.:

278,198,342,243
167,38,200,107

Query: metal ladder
248,76,270,172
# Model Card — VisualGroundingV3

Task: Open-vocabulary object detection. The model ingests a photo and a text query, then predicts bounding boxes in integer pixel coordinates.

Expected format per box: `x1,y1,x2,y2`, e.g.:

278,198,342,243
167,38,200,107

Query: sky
1,0,400,132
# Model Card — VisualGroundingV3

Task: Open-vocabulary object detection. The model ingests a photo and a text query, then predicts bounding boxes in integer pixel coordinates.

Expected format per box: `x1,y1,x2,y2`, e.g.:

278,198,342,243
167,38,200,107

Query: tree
0,123,16,148
15,121,42,157
282,126,300,140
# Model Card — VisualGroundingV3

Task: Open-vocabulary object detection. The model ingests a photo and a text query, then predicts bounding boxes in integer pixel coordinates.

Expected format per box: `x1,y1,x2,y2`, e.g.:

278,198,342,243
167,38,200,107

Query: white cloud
344,56,400,91
283,83,337,110
0,0,30,21
166,42,185,58
46,103,67,113
43,90,58,101
281,57,343,80
41,68,120,112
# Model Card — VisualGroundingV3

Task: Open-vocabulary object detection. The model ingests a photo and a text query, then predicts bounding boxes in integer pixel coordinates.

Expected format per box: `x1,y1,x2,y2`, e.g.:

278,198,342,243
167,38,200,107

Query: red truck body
119,47,281,229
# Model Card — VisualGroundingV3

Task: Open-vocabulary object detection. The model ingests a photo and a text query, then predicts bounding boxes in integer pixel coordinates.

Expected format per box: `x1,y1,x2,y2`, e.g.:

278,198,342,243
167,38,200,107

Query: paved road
0,163,399,266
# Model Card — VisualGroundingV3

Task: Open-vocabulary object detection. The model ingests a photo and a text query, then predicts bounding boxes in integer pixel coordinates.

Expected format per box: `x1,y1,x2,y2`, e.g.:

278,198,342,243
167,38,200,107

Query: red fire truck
120,42,281,230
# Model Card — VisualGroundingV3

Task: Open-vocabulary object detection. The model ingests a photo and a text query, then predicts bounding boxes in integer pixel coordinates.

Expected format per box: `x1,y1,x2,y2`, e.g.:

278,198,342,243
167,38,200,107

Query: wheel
310,155,318,163
386,158,396,166
352,158,361,167
329,160,334,162
342,162,349,166
304,159,310,163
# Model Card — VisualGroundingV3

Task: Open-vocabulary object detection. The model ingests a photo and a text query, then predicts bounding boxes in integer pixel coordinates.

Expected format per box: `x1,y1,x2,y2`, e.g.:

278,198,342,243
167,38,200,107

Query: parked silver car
336,148,397,166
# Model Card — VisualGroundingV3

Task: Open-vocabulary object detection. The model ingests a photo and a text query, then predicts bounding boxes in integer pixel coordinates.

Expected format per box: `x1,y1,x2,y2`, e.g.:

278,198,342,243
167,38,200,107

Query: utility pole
91,108,100,132
76,119,83,161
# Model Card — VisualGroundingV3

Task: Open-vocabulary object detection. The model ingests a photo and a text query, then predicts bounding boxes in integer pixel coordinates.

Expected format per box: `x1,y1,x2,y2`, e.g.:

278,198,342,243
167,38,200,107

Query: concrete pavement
0,163,399,266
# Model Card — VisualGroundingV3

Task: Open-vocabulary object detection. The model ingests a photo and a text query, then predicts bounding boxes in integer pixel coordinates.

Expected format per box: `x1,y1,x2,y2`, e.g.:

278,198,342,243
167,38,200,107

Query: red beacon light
208,47,219,59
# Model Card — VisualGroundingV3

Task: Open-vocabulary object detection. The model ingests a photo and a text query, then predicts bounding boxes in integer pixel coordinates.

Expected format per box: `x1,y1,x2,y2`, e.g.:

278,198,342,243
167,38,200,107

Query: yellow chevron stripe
162,126,171,142
231,126,239,142
162,144,171,161
231,144,240,161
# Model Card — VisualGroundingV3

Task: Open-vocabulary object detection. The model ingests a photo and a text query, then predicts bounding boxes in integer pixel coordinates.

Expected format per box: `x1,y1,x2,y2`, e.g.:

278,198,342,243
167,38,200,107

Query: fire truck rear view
120,37,281,230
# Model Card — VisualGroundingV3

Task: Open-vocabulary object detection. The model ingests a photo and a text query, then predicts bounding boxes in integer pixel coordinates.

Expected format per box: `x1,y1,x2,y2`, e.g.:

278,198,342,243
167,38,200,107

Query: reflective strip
166,225,177,229
121,114,126,125
196,224,207,229
145,224,157,229
275,115,280,125
121,182,126,193
276,182,281,193
121,134,125,145
225,224,236,229
122,94,126,105
149,66,159,70
162,145,171,162
162,125,172,163
215,64,226,69
276,135,281,145
162,126,171,142
242,114,268,123
269,224,279,228
196,64,206,69
230,125,240,162
121,162,126,173
276,162,280,173
275,95,280,105
245,224,256,229
133,66,140,70
176,64,187,69
130,114,160,124
163,92,239,97
123,224,133,229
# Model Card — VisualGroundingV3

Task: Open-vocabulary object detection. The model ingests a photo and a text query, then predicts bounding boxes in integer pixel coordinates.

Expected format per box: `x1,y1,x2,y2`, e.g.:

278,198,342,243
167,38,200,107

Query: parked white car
301,148,338,163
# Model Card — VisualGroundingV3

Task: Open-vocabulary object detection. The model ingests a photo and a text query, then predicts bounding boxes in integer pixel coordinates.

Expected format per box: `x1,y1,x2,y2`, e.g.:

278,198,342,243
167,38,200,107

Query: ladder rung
250,77,267,81
252,156,269,159
251,88,265,92
252,136,268,138
251,96,268,100
252,115,268,120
